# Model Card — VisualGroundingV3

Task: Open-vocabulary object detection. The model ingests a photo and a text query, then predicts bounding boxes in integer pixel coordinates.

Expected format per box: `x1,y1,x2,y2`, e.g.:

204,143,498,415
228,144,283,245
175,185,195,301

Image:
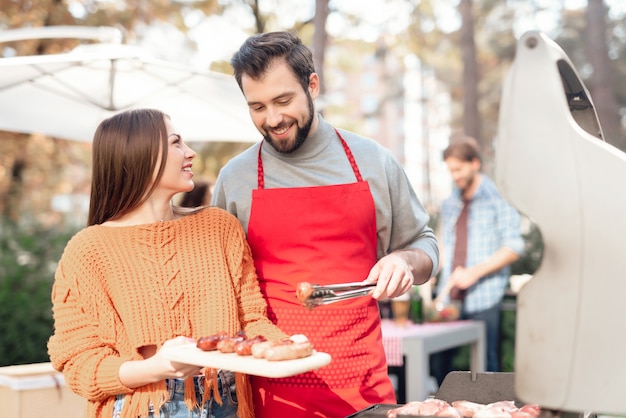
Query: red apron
247,130,396,418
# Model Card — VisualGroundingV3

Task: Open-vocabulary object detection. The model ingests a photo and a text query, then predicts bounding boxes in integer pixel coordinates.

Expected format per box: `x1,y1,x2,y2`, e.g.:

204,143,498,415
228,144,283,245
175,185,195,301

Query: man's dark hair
231,31,315,93
443,135,482,163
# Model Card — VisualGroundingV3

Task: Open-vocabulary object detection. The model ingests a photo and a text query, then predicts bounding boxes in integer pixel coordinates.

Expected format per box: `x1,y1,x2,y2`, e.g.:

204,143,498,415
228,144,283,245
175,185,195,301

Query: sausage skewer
296,281,376,308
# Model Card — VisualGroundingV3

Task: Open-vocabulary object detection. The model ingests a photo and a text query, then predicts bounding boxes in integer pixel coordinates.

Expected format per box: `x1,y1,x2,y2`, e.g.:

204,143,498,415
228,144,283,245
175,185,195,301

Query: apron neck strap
256,128,364,189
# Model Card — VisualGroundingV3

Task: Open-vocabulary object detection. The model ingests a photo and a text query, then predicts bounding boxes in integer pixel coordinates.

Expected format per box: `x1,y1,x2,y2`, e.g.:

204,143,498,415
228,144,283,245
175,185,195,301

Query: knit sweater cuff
97,356,134,395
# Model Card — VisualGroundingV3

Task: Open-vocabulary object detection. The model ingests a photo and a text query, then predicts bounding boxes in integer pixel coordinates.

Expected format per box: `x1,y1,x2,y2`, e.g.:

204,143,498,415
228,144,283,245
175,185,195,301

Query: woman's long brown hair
87,109,169,226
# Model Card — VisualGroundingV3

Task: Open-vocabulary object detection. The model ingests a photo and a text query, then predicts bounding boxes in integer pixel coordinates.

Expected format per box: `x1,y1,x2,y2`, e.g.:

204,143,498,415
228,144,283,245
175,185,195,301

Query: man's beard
458,172,476,194
263,94,315,154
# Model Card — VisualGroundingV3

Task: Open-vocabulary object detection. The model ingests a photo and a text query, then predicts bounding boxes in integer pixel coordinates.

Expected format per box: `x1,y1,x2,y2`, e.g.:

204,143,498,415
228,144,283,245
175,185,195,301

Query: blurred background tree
2,0,625,199
0,220,77,366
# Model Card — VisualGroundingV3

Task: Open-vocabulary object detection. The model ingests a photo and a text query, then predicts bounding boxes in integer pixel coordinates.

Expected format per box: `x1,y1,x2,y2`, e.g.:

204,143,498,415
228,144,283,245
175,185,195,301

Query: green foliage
511,216,545,276
500,306,516,372
0,219,77,366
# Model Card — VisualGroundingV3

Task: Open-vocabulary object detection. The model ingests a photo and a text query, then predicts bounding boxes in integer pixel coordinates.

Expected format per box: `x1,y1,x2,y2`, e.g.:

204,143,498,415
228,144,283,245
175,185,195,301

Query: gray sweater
212,115,439,277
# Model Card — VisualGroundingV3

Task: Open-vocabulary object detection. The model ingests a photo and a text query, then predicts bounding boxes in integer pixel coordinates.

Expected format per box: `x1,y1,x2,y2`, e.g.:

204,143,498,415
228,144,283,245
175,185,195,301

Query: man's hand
365,253,415,299
364,249,433,299
449,247,520,290
448,265,480,290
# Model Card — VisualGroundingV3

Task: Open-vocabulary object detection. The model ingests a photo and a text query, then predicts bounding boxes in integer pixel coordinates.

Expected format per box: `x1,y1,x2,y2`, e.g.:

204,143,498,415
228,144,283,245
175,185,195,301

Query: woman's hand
154,336,204,379
119,336,203,388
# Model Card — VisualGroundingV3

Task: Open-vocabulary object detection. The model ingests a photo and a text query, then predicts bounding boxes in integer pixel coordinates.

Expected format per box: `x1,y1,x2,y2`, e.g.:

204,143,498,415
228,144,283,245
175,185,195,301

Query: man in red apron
212,31,439,417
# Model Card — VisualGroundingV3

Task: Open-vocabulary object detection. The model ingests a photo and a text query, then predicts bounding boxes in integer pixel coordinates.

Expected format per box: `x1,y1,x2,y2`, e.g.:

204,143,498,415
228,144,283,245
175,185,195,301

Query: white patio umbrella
0,27,260,143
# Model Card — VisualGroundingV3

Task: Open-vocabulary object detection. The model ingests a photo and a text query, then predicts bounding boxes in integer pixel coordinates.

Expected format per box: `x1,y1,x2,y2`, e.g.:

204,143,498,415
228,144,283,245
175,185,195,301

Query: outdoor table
380,319,486,402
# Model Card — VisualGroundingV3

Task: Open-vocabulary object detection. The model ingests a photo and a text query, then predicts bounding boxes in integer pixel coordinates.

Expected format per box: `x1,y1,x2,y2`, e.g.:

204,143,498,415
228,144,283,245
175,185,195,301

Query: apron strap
257,143,266,189
335,129,363,182
256,128,363,189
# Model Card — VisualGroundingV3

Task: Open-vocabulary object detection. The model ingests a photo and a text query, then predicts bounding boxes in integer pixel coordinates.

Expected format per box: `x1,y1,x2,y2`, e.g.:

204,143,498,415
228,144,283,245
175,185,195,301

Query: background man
432,136,524,384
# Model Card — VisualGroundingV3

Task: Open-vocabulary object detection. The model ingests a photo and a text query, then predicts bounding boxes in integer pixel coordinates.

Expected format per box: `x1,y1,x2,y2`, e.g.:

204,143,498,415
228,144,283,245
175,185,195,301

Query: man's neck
462,172,483,201
309,112,320,137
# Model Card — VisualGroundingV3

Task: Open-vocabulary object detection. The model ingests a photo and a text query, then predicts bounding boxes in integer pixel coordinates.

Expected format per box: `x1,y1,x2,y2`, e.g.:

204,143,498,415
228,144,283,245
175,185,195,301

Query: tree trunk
246,0,265,33
458,0,482,147
586,0,623,147
313,0,329,97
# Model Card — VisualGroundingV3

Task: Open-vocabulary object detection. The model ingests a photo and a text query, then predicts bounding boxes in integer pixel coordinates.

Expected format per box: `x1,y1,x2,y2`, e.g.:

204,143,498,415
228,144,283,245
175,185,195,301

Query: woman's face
156,117,196,195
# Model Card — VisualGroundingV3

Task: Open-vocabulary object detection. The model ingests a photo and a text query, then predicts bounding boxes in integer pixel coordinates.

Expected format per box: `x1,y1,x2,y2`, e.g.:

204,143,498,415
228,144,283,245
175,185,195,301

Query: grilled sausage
217,331,247,353
296,282,314,305
196,332,228,351
264,340,313,361
235,335,267,356
251,340,274,358
263,334,313,361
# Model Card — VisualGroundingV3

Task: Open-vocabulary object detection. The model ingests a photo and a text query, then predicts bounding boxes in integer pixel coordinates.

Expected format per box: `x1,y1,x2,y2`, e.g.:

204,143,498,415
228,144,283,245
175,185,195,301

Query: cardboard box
0,362,86,418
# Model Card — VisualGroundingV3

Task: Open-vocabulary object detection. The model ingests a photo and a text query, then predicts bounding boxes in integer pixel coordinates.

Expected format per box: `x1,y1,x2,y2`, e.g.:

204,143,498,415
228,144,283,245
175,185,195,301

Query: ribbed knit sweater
47,207,287,417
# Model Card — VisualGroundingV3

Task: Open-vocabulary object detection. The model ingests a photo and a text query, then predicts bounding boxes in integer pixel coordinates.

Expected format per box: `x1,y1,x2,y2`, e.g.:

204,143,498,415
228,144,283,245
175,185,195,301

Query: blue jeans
113,371,238,418
463,302,502,372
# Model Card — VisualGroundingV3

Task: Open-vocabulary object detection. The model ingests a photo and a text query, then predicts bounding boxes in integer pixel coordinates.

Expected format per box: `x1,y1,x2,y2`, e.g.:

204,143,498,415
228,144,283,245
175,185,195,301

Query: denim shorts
113,371,238,418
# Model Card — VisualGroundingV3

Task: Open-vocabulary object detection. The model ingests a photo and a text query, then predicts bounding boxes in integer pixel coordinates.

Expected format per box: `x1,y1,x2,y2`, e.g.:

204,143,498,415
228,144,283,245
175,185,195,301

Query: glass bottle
410,285,423,324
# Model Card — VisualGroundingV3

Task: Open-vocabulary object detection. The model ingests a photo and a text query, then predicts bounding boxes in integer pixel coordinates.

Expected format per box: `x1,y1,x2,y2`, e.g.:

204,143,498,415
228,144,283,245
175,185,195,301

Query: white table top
380,318,486,402
381,319,484,366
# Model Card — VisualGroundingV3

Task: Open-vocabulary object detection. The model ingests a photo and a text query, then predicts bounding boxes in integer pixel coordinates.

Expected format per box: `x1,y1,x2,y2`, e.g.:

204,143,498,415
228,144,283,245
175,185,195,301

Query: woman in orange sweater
47,108,288,418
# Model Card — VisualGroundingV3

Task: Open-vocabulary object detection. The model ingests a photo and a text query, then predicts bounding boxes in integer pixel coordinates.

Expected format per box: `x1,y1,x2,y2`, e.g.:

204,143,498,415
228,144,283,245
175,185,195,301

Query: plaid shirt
438,175,524,313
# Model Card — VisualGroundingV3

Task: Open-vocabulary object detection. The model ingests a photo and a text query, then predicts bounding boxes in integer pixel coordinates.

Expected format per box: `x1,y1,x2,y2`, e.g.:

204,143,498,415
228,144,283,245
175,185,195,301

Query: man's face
445,156,480,193
241,59,319,154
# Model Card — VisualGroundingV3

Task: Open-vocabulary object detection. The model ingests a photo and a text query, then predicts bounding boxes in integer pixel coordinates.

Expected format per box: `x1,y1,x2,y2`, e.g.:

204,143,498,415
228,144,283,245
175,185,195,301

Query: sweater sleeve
224,215,288,341
47,240,134,401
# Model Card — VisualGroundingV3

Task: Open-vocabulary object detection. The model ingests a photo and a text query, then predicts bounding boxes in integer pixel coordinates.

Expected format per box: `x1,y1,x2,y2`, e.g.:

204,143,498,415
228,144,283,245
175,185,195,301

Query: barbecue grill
350,30,626,417
496,30,626,416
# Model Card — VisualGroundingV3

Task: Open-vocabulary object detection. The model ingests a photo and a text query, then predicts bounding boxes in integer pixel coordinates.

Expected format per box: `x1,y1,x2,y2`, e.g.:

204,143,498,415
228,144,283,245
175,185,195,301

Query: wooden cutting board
162,342,332,378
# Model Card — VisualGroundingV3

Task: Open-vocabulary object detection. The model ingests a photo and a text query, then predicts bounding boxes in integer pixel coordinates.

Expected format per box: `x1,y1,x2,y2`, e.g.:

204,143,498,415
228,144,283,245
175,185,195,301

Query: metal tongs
305,282,376,308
